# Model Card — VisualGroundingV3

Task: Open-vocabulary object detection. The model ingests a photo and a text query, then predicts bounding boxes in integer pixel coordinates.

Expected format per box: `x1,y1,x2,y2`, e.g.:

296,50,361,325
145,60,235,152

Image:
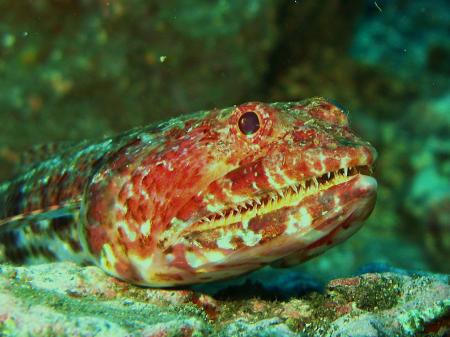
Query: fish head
83,98,377,286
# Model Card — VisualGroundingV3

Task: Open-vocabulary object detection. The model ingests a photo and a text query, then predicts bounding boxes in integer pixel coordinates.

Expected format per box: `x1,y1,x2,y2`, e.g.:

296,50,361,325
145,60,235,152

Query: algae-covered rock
0,262,448,336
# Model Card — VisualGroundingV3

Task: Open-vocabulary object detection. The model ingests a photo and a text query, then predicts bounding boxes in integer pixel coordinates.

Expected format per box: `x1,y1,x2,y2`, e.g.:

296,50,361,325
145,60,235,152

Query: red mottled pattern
0,98,377,287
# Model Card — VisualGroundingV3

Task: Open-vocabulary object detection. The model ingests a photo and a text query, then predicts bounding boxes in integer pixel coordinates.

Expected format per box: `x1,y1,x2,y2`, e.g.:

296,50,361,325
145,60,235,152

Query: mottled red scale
188,231,221,250
230,235,247,250
226,160,270,194
314,160,323,172
293,129,316,143
290,160,311,180
114,259,143,283
309,102,348,126
154,273,184,282
324,157,341,171
131,172,144,194
307,219,347,250
53,175,67,202
115,209,125,222
292,104,307,111
86,225,109,255
118,183,130,204
110,139,142,170
136,235,153,253
176,195,206,221
170,244,193,271
114,223,151,260
57,175,83,201
138,196,151,222
126,197,143,224
248,212,288,243
313,213,342,232
318,191,337,210
207,181,229,201
54,172,69,201
303,197,326,223
86,184,108,225
141,172,154,192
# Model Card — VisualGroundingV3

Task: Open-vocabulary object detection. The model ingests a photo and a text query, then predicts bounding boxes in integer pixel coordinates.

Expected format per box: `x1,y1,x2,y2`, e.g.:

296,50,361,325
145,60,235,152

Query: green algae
353,276,401,311
0,318,17,336
5,276,206,332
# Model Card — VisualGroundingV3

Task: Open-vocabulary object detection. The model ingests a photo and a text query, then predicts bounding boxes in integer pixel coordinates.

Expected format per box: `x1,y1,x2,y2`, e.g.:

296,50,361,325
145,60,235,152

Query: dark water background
0,0,448,287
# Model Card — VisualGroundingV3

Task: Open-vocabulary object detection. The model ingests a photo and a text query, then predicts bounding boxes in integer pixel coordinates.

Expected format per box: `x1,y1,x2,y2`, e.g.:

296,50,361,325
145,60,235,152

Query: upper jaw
174,141,377,236
185,163,375,236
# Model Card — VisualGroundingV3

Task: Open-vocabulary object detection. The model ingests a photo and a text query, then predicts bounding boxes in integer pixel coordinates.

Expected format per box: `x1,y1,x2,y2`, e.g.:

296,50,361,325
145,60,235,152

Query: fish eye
238,111,260,135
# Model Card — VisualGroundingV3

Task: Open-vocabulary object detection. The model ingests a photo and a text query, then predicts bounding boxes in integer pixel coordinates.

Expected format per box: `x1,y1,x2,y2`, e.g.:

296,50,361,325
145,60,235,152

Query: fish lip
313,173,377,232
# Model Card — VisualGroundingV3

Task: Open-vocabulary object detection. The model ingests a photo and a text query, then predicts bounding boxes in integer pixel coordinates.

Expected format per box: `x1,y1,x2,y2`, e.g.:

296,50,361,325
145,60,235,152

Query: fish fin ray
0,198,82,232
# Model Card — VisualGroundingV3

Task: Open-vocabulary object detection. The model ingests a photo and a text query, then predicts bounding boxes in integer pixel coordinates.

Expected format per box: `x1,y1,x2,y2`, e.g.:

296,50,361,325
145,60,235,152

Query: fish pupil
238,111,260,135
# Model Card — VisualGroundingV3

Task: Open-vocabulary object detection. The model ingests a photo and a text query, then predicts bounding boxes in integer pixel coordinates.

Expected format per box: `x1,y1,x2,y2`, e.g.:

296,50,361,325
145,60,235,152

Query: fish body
0,98,377,286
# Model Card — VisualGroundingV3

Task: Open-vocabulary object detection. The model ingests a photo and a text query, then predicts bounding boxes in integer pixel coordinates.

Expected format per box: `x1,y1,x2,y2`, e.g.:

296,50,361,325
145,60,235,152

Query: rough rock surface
0,262,448,337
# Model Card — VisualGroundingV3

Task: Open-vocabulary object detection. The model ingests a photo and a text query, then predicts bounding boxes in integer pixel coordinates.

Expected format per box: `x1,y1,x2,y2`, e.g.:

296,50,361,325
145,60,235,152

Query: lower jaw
222,180,376,267
271,186,377,268
173,175,377,277
255,174,377,255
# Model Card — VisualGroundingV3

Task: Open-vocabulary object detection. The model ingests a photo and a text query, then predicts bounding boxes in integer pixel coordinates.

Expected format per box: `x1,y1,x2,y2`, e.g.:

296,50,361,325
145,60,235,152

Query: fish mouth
185,165,374,235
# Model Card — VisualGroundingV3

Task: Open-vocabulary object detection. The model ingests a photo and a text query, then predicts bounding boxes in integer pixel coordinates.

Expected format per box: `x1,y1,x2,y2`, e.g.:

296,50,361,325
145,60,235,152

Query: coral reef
0,262,449,336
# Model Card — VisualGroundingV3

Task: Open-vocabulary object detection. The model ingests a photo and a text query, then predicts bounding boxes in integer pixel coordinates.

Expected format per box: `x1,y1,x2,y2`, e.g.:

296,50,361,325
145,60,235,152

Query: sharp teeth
313,177,318,188
196,165,372,228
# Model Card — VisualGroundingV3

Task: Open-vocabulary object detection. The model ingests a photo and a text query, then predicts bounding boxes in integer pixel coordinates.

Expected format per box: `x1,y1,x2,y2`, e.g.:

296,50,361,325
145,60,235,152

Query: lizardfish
0,98,377,287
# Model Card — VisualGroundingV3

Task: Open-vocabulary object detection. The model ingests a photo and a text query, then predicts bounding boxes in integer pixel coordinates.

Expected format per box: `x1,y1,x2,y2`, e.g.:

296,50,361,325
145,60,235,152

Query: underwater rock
0,262,448,336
